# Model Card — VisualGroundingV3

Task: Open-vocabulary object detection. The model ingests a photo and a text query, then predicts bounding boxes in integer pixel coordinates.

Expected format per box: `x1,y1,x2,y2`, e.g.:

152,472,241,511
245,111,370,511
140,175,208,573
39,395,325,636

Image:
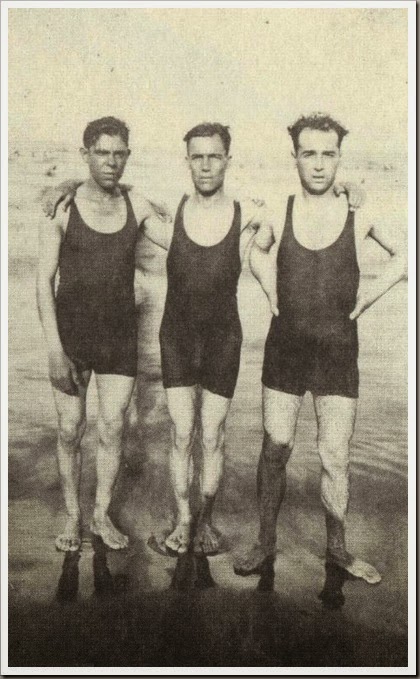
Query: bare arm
36,210,80,394
240,201,281,316
141,213,173,251
350,220,407,320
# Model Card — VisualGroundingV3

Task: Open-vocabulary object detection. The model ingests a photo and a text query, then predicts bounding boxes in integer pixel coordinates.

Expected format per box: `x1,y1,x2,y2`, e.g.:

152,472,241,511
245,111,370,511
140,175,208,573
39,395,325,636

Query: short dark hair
83,116,129,149
287,113,349,152
183,122,231,154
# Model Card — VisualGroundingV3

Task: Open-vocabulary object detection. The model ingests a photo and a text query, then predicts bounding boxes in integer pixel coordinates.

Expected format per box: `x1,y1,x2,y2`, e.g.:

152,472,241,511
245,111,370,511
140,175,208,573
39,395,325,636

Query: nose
201,156,211,172
106,153,117,167
314,155,324,172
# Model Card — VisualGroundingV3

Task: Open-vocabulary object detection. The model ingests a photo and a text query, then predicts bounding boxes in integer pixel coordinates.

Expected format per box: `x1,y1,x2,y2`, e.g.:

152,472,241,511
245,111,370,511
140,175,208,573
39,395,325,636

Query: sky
8,6,408,160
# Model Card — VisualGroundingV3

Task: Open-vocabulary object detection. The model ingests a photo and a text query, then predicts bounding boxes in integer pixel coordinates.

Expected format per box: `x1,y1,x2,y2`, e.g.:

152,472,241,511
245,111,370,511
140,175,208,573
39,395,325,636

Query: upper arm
142,213,173,250
241,201,275,250
356,204,406,258
37,209,66,281
129,188,174,250
366,222,406,257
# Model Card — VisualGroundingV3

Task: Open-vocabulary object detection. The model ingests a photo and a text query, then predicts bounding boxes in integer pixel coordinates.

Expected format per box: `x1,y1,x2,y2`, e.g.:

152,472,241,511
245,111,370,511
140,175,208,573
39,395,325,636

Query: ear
79,147,89,163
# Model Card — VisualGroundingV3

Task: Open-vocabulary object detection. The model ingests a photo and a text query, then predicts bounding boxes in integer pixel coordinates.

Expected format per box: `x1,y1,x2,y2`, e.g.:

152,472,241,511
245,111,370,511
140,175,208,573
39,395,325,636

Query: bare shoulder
126,187,156,224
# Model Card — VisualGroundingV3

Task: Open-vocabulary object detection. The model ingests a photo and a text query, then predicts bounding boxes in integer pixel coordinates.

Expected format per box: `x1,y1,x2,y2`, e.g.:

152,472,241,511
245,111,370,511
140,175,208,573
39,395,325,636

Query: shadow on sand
9,536,406,668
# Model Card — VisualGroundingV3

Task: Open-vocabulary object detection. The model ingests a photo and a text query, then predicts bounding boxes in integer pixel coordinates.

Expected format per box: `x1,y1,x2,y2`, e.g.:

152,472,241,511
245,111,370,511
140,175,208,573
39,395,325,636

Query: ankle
93,507,109,522
65,510,81,522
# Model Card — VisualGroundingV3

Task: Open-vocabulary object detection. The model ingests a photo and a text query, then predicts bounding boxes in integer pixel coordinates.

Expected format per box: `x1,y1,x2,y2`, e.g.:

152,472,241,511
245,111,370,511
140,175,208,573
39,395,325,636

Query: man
37,116,167,551
44,121,362,558
233,113,407,584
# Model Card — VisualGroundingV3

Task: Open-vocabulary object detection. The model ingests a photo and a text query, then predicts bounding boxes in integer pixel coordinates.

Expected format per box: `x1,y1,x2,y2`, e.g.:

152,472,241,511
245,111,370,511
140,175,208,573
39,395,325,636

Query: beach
8,148,408,668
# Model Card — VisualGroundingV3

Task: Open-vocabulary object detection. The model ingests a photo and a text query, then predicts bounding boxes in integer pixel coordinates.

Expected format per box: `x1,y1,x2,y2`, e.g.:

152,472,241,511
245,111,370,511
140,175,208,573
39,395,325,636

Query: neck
299,185,335,205
85,177,121,200
192,186,225,207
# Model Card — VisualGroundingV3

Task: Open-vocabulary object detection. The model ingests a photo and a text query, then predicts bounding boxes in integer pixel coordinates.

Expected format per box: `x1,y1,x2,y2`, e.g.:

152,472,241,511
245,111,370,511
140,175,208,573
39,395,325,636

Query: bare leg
234,388,302,575
194,389,231,555
314,394,381,585
90,374,135,550
52,371,90,551
164,386,197,555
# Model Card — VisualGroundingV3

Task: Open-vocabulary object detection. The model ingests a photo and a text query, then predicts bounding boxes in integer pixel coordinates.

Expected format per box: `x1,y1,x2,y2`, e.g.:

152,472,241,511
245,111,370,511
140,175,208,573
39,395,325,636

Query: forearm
36,276,63,353
250,244,275,288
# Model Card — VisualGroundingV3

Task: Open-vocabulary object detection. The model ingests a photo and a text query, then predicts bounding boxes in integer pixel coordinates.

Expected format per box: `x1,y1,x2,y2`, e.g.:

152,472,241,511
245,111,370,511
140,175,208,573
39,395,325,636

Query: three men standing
38,113,405,596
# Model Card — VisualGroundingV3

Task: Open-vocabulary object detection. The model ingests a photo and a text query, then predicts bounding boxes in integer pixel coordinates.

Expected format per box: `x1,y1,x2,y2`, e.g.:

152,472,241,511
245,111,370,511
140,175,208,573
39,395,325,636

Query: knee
262,429,293,465
172,423,195,454
98,411,125,445
201,424,224,456
318,438,350,477
58,416,86,448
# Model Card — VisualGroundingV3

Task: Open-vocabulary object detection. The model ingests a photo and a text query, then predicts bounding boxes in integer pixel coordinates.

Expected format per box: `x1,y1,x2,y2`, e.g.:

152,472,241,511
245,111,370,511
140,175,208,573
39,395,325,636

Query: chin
197,185,220,197
305,182,333,195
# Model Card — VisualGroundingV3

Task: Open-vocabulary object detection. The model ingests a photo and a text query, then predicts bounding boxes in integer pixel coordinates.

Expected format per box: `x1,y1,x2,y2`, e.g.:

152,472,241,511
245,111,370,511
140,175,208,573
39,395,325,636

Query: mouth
312,176,325,181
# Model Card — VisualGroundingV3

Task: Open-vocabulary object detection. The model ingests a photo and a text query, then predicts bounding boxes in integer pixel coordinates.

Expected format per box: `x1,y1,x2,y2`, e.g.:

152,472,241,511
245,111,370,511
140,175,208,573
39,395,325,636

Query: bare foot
165,522,191,555
147,532,178,558
90,515,129,550
343,558,382,585
55,516,82,552
233,543,275,576
193,523,222,556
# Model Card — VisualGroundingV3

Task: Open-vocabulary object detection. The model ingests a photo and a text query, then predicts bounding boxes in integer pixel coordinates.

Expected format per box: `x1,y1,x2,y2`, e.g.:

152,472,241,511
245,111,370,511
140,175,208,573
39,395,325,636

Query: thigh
202,325,242,400
95,374,136,420
313,395,357,446
262,386,303,445
201,389,231,437
160,317,197,389
52,370,91,424
165,386,198,435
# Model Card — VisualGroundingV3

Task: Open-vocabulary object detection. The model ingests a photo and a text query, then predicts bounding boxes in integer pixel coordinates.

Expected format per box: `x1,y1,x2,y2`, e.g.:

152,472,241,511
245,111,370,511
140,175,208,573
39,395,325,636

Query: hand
41,180,82,218
334,182,366,212
349,293,374,320
41,186,76,219
48,349,80,396
147,199,172,224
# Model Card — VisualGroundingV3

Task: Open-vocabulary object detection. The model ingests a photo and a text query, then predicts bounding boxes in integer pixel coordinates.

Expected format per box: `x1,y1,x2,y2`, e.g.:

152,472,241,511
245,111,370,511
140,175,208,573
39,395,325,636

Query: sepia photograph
2,1,415,674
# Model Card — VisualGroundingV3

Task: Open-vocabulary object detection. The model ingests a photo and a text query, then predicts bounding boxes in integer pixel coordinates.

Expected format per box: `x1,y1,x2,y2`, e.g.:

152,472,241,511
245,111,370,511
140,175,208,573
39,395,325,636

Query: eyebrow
94,149,127,154
191,153,224,157
300,149,338,155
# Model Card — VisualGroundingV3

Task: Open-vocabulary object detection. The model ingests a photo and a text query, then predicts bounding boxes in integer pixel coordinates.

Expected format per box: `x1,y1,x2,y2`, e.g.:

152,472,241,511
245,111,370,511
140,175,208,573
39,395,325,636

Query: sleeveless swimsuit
56,191,138,377
262,195,360,398
159,194,243,399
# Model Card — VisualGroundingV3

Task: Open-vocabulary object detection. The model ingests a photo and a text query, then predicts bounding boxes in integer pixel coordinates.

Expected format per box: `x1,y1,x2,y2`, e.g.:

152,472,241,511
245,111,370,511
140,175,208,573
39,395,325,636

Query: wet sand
8,153,408,668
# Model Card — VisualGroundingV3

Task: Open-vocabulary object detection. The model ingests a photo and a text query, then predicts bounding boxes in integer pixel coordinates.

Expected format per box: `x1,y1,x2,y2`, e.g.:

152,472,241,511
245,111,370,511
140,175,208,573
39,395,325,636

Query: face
294,128,341,195
81,134,130,190
186,134,230,195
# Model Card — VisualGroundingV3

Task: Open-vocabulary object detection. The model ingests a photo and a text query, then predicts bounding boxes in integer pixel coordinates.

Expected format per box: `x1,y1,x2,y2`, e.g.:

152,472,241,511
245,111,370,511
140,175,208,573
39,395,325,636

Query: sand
7,150,408,668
